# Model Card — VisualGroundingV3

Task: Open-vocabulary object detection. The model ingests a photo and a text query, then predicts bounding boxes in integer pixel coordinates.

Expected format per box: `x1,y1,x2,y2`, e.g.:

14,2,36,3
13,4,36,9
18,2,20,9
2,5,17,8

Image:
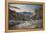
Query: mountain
16,12,33,14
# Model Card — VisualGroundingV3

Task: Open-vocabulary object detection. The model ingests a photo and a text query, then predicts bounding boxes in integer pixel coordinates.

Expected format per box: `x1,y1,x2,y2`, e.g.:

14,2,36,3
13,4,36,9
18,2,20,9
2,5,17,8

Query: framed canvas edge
5,0,45,33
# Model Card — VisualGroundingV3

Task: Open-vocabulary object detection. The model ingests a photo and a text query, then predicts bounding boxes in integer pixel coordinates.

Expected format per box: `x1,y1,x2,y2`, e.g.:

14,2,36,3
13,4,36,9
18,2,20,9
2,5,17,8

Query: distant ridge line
16,12,33,14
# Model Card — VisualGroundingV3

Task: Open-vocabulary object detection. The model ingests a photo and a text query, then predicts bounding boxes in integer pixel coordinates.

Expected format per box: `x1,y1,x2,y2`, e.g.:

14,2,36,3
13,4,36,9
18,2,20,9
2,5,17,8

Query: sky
9,4,41,12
